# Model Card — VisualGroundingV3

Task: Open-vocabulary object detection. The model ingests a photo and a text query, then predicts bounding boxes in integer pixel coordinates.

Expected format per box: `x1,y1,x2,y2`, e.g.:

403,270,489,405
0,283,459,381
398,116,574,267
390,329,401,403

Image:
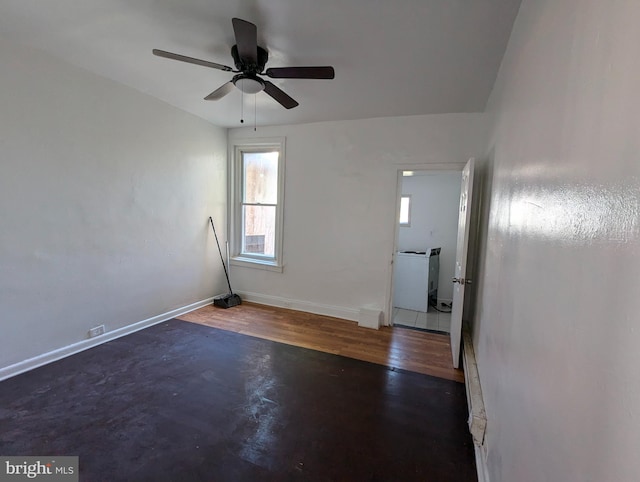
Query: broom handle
226,241,232,285
209,217,234,294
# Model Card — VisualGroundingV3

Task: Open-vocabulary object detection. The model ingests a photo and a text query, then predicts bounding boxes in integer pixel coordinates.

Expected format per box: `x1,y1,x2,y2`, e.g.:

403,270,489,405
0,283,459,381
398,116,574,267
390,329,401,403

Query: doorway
390,169,462,333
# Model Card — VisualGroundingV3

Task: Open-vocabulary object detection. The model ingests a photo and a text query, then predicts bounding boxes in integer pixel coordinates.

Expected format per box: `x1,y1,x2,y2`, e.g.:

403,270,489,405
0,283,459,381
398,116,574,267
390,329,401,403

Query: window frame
399,194,412,227
229,138,285,272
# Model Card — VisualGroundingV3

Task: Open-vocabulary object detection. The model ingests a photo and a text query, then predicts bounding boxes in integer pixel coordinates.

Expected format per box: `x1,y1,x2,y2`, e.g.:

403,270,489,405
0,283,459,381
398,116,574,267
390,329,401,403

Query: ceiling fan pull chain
254,94,257,132
240,89,244,123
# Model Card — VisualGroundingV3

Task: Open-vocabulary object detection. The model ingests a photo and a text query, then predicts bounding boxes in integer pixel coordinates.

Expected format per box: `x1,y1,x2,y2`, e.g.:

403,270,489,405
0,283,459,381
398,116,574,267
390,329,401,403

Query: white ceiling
0,0,521,128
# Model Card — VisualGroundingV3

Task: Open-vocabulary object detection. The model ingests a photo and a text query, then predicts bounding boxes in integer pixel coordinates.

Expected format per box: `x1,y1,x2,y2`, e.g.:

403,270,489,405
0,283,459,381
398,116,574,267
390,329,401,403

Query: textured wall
0,39,228,369
475,1,640,480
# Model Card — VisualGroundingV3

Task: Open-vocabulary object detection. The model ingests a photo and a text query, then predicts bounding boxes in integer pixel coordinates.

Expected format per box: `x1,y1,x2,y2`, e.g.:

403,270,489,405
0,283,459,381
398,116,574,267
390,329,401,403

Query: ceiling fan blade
263,81,299,109
232,18,258,64
204,82,235,101
265,66,335,79
153,49,233,71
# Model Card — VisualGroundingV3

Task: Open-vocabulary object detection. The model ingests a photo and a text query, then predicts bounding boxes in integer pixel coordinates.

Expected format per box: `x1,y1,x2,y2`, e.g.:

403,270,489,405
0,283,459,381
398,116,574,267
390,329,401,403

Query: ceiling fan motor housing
231,44,269,74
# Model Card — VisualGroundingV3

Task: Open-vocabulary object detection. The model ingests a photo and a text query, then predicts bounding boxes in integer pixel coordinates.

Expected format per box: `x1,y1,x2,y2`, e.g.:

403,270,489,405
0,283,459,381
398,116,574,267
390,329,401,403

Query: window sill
230,256,284,273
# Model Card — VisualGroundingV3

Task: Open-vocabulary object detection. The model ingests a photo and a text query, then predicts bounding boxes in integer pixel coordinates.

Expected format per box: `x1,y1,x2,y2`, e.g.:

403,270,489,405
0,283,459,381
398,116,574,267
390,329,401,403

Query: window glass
242,205,276,257
400,195,411,225
242,152,278,204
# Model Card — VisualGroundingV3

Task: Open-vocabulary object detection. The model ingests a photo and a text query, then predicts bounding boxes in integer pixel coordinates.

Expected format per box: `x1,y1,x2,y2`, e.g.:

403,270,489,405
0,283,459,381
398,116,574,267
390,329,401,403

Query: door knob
452,278,472,285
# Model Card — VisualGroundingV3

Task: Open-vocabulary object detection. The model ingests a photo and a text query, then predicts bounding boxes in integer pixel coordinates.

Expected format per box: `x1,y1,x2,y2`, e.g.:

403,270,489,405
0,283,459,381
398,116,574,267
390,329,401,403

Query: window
399,195,411,226
230,139,285,271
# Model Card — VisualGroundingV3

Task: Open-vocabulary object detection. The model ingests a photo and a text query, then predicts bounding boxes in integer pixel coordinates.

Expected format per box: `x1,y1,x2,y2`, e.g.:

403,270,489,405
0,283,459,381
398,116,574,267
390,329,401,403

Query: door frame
386,162,466,326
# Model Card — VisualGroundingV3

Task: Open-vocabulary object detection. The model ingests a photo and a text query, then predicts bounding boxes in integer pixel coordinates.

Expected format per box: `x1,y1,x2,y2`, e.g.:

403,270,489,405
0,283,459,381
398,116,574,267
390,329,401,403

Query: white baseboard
0,297,213,382
462,326,490,482
474,443,491,482
238,291,360,322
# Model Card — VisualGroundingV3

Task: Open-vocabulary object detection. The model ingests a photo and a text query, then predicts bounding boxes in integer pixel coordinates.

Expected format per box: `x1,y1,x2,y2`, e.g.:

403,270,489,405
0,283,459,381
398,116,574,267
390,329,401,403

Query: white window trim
400,194,411,227
229,137,285,272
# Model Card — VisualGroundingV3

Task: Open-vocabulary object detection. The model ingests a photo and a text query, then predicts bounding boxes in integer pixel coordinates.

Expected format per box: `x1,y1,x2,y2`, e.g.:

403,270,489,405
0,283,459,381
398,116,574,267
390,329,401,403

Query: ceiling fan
153,18,335,109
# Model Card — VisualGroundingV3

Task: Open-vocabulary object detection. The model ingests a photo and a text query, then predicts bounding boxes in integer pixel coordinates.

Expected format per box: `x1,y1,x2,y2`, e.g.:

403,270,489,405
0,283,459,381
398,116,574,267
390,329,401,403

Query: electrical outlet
88,325,105,338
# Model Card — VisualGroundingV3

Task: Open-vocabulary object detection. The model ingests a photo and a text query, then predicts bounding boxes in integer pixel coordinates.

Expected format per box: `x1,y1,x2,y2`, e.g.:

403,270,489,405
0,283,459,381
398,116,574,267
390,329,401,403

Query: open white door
450,158,475,368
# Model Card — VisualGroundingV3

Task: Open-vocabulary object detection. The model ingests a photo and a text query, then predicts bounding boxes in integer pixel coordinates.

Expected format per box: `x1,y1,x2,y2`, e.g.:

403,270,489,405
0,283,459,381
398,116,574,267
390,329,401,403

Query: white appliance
393,248,440,312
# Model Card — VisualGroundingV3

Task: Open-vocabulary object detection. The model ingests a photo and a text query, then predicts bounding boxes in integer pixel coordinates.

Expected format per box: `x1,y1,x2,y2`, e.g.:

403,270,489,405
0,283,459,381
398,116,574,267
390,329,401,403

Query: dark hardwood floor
0,302,473,480
178,302,464,383
0,319,476,481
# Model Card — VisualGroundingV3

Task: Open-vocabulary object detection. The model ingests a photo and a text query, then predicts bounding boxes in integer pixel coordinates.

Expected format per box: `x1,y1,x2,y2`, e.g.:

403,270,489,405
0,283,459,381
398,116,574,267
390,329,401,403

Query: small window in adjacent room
229,138,285,271
399,195,411,226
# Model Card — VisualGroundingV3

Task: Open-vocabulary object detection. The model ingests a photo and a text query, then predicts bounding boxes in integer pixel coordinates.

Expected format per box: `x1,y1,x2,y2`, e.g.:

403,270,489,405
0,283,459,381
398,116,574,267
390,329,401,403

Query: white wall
474,1,640,481
228,114,487,322
399,172,461,302
0,39,228,370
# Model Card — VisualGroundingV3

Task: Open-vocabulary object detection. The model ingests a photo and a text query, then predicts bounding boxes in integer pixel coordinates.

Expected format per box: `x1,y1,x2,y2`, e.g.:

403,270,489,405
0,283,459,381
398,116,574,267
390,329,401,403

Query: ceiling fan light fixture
234,76,264,94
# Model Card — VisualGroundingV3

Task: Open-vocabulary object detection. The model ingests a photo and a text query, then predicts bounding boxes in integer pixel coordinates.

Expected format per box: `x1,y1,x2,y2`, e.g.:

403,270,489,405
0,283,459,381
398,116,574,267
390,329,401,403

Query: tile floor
392,307,452,333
